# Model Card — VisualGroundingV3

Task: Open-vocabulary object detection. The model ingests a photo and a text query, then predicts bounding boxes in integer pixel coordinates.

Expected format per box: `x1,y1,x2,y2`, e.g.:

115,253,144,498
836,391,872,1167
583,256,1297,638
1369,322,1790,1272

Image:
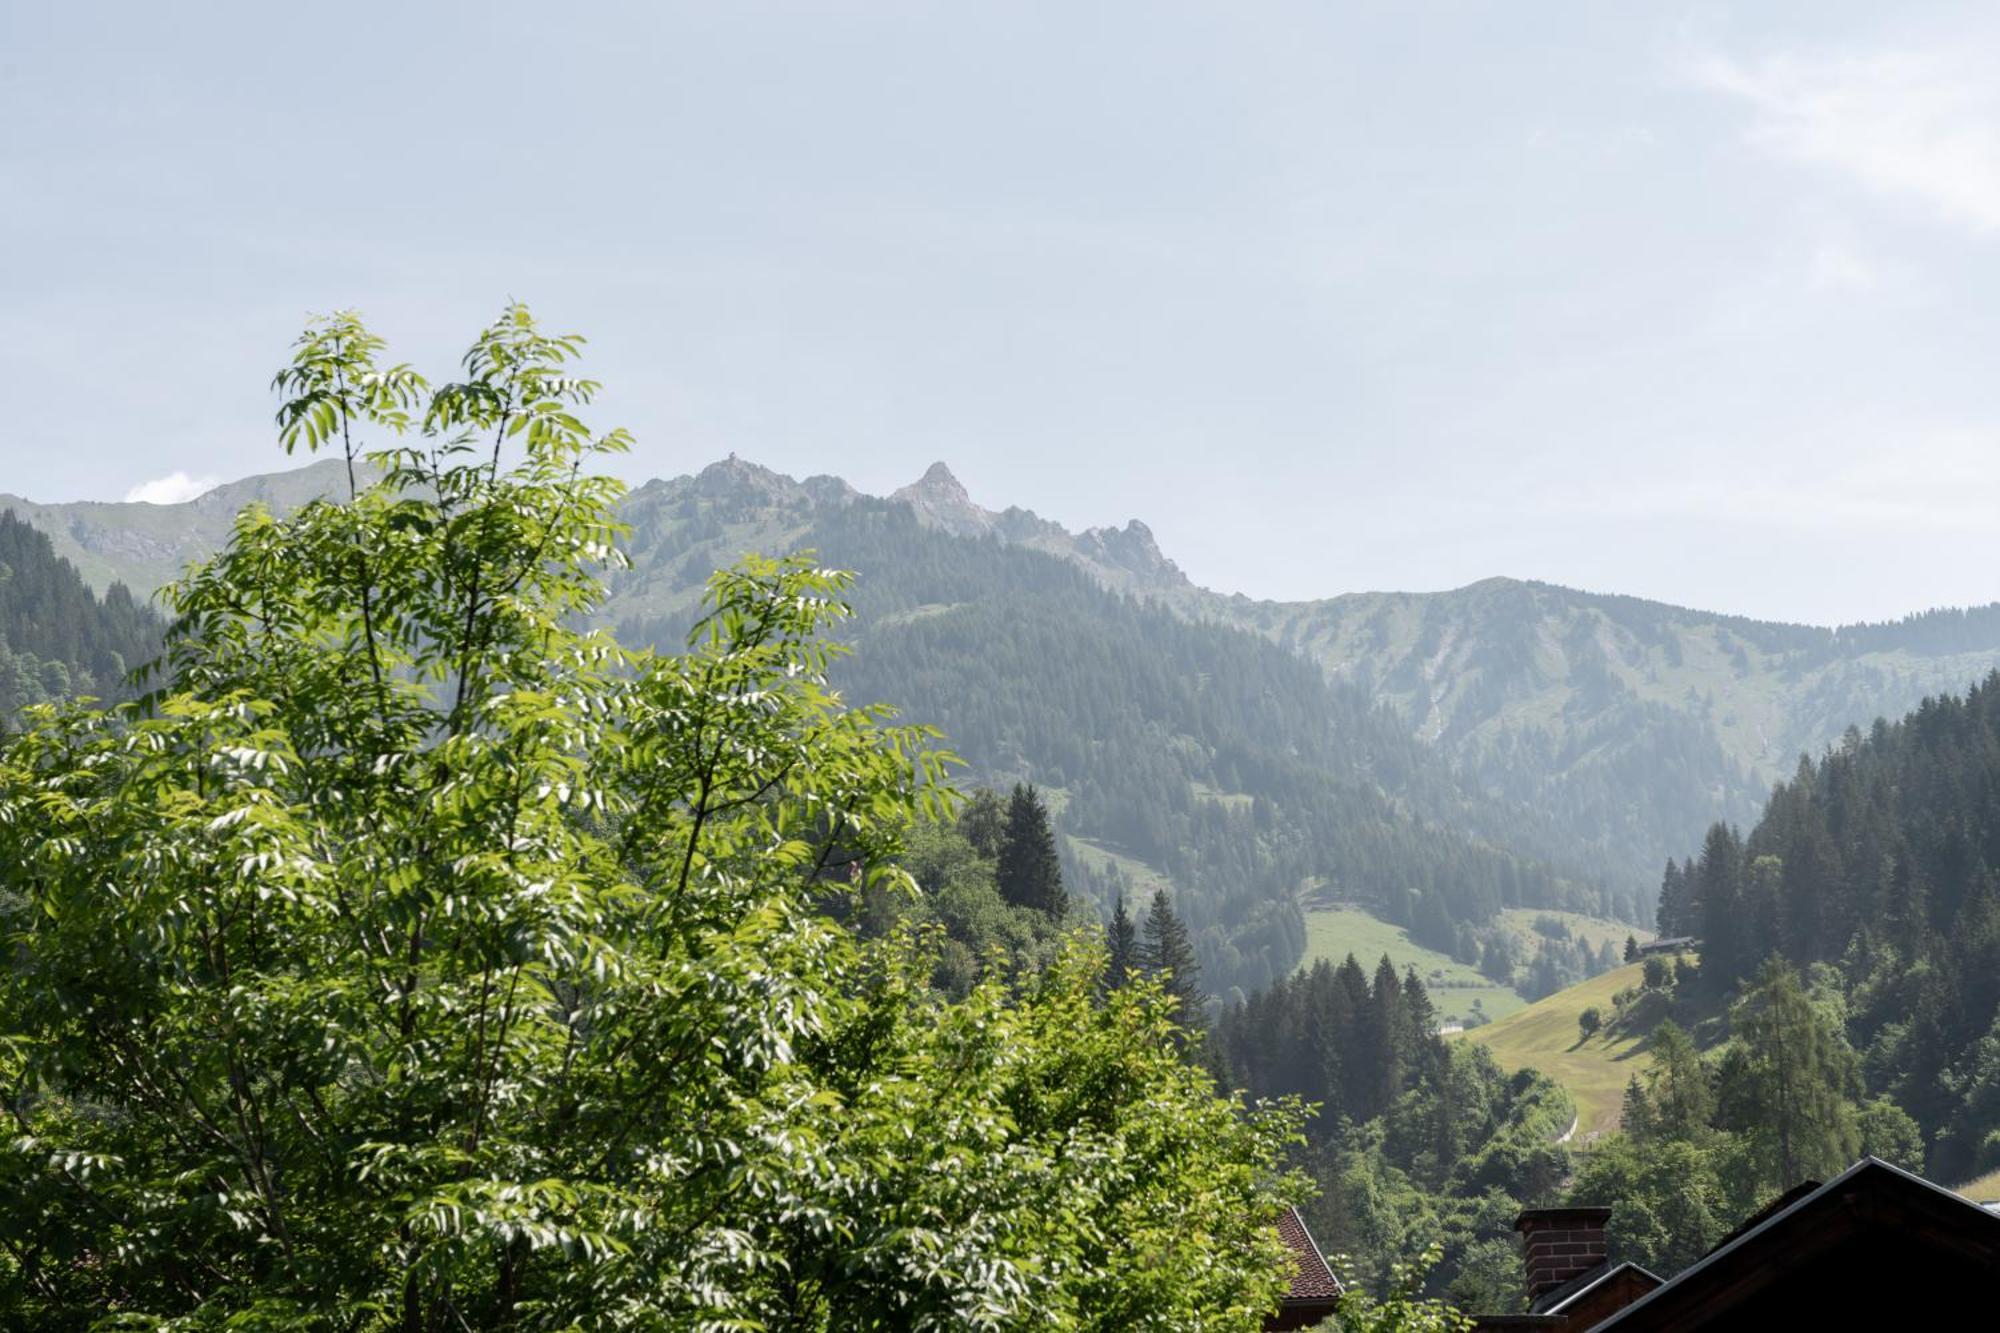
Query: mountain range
10,455,2000,998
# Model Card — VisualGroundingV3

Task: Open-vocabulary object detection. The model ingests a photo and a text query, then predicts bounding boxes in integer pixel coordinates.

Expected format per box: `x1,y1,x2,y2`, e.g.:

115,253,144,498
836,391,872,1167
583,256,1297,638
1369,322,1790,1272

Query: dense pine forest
1211,953,1574,1304
1659,671,2000,1180
0,511,160,715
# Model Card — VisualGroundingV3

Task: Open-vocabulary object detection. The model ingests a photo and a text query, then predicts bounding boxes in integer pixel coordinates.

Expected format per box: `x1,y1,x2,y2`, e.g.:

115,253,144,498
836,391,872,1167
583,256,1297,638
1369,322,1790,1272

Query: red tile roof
1277,1206,1343,1302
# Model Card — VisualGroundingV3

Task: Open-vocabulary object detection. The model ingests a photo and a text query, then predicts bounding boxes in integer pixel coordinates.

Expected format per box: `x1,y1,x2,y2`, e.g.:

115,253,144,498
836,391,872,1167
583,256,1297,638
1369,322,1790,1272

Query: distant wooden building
1633,936,1696,958
1473,1158,2000,1330
1632,932,1696,956
1265,1206,1343,1330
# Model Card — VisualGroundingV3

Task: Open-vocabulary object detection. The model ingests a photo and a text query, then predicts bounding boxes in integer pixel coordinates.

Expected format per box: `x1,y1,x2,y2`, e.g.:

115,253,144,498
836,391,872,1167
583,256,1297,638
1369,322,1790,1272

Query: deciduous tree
0,306,1304,1329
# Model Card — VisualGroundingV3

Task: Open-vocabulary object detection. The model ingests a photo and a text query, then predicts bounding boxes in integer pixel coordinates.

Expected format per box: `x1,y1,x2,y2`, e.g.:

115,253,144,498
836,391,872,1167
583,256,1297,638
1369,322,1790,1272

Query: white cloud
124,471,218,504
1692,48,2000,231
1805,239,1886,294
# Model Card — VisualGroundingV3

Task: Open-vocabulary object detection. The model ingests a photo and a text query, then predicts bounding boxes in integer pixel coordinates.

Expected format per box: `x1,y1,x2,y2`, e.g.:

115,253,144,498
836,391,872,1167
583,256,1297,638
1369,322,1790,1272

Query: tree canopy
0,306,1306,1330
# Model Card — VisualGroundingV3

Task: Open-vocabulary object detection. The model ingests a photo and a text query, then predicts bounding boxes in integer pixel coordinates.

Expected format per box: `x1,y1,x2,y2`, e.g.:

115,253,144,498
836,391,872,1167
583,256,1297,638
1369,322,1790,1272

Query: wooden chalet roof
1588,1157,2000,1330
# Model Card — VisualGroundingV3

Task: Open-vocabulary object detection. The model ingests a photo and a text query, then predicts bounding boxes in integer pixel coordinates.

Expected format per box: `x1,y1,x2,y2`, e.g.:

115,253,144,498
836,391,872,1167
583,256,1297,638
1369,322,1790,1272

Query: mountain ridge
13,455,2000,920
22,453,1980,636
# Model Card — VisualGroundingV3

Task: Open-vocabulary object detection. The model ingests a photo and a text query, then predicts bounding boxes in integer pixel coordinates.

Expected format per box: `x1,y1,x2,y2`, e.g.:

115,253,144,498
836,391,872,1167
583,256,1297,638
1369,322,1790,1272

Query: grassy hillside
1297,904,1650,1029
1064,835,1172,902
1956,1167,2000,1202
1299,905,1524,1025
1461,961,1670,1140
1494,907,1647,959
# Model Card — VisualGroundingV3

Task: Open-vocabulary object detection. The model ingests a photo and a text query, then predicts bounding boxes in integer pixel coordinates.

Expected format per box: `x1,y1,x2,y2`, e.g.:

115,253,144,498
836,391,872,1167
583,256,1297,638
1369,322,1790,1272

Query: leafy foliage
0,307,1306,1329
1316,1243,1474,1332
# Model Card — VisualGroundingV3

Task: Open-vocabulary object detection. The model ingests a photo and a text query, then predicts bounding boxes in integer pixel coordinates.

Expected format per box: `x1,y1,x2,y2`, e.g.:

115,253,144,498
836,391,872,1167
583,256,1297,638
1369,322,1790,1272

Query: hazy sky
6,2,2000,624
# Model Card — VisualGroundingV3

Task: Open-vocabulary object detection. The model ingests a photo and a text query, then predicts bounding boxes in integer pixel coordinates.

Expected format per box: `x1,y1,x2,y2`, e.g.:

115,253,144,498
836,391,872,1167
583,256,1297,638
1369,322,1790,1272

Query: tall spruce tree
1694,824,1747,993
1656,858,1694,936
996,782,1067,917
1106,891,1138,986
1141,888,1205,1031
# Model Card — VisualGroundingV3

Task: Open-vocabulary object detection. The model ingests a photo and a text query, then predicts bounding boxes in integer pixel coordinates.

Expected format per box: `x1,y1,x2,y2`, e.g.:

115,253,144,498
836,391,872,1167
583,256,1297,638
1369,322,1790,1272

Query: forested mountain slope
0,511,161,714
1660,670,2000,1181
12,454,2000,993
614,480,1608,997
4,457,1599,997
1238,581,2000,901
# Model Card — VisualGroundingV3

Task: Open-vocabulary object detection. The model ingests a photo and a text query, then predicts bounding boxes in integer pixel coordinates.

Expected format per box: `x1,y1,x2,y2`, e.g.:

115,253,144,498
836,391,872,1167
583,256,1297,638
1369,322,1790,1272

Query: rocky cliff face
889,461,992,538
887,461,1192,601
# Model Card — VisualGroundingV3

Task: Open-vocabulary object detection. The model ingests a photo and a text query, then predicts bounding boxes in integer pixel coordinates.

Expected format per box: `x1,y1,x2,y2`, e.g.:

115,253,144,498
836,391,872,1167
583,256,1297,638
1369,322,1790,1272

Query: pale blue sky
6,2,2000,623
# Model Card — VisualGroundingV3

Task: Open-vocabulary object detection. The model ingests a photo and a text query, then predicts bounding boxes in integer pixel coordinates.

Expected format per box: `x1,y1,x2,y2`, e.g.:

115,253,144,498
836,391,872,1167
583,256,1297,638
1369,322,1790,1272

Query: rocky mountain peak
692,453,800,504
1075,518,1187,590
891,461,995,537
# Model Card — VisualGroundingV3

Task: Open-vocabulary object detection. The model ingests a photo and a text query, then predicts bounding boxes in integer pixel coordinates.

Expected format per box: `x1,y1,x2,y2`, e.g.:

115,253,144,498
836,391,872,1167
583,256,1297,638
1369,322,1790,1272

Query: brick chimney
1515,1206,1610,1303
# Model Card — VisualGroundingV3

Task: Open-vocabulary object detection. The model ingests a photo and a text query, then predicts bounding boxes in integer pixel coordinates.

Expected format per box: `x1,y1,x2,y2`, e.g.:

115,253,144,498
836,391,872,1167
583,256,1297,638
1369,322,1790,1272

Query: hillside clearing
1956,1167,2000,1202
1300,905,1524,1025
1461,960,1672,1140
1495,908,1651,959
1065,835,1171,899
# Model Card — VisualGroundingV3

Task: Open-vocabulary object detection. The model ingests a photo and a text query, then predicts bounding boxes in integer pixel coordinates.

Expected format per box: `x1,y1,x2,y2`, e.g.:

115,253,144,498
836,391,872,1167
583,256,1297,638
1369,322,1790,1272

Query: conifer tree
1720,958,1861,1190
1106,891,1138,986
1696,824,1747,992
1656,858,1693,936
1141,888,1205,1031
1370,956,1407,1115
996,782,1067,917
1641,1020,1716,1142
1621,1075,1655,1140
